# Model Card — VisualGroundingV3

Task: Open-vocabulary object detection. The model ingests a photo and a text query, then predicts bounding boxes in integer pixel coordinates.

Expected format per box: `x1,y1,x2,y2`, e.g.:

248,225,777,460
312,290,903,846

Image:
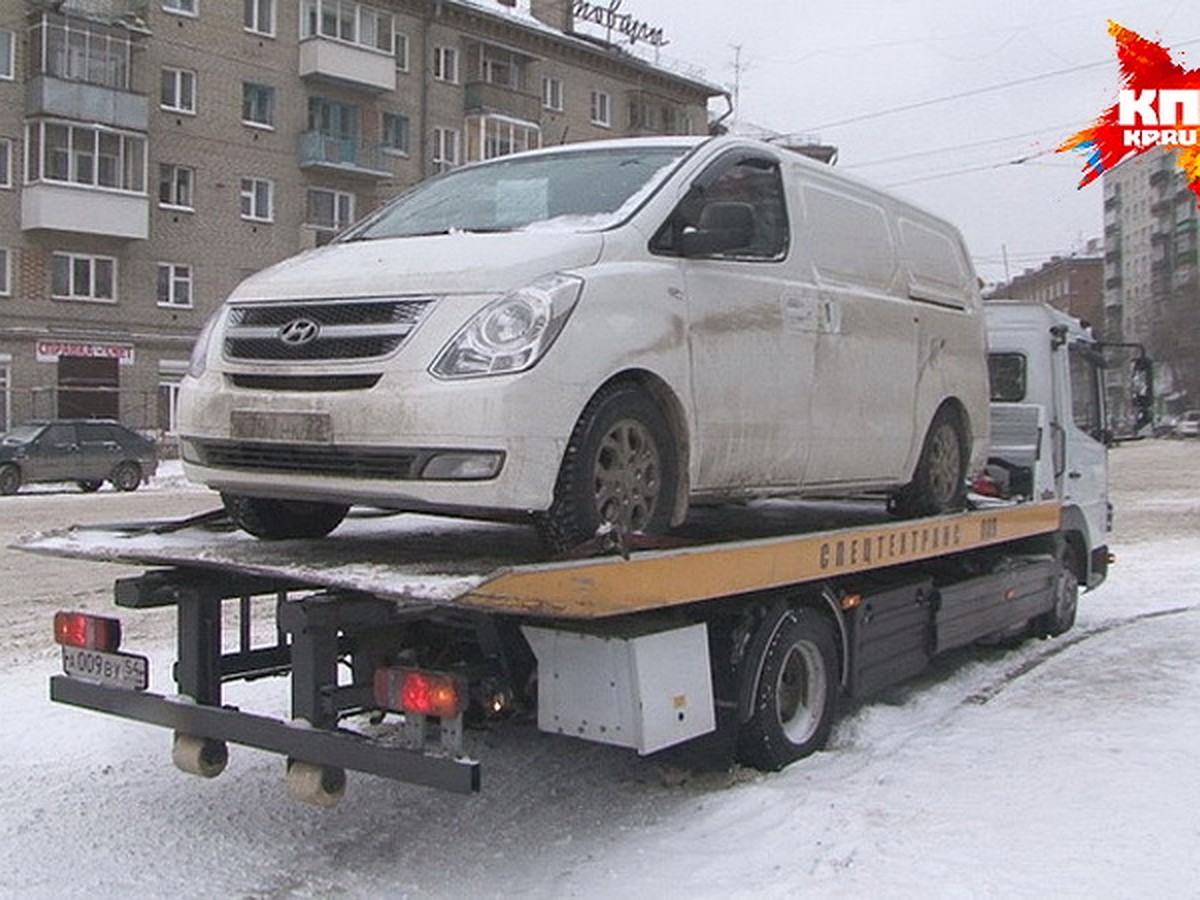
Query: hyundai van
179,135,990,550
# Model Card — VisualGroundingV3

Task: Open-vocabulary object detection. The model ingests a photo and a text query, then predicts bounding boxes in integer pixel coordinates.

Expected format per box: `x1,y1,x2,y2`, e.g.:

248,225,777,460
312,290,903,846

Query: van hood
230,231,606,302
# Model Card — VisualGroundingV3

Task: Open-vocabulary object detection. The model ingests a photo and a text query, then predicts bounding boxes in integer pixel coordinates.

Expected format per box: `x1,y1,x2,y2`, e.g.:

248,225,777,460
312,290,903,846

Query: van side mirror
679,201,756,257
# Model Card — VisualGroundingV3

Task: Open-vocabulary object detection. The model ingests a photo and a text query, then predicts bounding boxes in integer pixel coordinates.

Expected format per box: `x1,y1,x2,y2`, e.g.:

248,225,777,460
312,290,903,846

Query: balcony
297,132,393,178
299,37,395,93
1105,275,1122,289
1149,168,1169,186
21,183,148,239
464,82,541,124
26,75,148,131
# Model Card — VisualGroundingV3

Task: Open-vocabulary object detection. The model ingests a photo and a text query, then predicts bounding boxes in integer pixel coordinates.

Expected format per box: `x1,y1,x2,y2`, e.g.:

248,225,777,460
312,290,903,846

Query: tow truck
28,301,1151,806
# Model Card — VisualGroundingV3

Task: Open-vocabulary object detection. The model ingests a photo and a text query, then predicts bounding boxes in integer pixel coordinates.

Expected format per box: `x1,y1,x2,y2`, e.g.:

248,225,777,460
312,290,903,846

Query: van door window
1068,344,1104,440
652,153,788,260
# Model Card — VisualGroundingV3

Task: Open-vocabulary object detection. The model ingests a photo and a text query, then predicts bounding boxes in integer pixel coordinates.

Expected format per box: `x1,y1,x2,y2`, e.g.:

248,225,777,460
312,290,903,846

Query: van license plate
231,411,333,443
61,647,149,691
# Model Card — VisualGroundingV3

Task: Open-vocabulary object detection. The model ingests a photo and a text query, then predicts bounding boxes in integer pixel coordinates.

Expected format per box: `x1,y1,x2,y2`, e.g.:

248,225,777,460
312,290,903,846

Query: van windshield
346,144,694,240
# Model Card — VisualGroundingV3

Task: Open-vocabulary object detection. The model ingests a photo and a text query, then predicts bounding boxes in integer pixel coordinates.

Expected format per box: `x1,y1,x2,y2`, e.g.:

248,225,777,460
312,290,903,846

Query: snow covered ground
0,440,1197,898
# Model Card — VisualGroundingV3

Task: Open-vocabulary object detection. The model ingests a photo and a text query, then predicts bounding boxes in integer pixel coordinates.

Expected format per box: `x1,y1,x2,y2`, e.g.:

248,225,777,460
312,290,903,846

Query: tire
77,480,103,493
737,609,840,771
534,383,677,554
110,461,142,492
223,493,349,540
1038,547,1080,638
0,464,21,496
890,405,967,518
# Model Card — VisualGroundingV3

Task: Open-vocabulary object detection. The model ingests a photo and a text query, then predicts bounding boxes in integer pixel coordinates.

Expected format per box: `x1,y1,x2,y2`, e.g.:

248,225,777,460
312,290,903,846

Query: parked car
1175,410,1200,438
179,135,990,550
0,420,158,495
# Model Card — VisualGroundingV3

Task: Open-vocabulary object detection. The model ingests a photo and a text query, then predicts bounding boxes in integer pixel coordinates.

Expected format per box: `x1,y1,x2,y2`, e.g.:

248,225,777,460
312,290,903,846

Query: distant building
984,245,1104,328
1102,147,1200,414
0,0,723,435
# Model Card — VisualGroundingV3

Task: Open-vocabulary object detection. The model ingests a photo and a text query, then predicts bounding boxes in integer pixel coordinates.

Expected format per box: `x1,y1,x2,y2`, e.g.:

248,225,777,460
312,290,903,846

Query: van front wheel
890,407,966,518
535,384,677,554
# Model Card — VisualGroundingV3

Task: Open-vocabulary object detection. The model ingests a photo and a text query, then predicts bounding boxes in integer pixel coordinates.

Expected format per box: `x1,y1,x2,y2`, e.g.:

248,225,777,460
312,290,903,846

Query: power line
841,121,1091,170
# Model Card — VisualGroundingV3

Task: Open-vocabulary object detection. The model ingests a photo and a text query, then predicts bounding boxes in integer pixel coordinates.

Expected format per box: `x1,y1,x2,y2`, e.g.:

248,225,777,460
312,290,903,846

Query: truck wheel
77,480,103,493
890,406,966,518
737,609,839,771
535,383,677,554
172,733,228,778
110,461,142,492
285,759,346,808
1039,549,1080,637
0,464,21,495
223,494,349,539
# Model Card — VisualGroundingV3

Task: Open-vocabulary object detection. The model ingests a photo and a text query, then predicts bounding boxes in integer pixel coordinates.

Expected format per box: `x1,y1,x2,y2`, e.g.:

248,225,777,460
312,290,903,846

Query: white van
179,135,990,550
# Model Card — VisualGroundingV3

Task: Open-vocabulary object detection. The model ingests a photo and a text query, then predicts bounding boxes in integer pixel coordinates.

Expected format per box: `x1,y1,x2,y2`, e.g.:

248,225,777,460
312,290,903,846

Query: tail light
54,612,122,652
374,667,466,719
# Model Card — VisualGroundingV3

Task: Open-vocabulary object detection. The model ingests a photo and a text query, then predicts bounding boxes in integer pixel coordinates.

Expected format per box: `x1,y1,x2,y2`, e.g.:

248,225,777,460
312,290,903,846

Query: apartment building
1103,148,1200,415
985,246,1104,328
0,0,720,434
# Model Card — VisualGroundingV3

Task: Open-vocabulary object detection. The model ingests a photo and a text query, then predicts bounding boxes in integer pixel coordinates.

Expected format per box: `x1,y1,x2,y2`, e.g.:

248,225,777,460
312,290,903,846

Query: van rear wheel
535,383,677,554
890,406,966,518
223,494,349,540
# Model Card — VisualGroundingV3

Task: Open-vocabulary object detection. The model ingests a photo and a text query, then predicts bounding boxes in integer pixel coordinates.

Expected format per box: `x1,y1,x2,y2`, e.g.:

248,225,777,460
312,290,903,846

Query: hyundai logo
278,317,321,346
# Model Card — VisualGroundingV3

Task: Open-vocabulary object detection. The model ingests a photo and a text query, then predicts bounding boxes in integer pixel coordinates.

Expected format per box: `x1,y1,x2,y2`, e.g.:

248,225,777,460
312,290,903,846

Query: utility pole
730,44,743,129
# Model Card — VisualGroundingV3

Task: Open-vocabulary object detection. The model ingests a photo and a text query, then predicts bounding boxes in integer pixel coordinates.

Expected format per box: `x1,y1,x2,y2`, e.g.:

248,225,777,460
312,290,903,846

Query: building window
163,0,197,14
394,31,409,70
306,188,355,231
157,263,193,307
0,138,11,188
159,163,194,209
0,29,13,80
244,0,275,35
301,0,393,53
161,66,196,114
433,127,459,171
542,76,563,112
382,112,410,154
25,121,146,193
482,49,522,90
240,176,274,221
33,19,132,90
434,46,458,83
157,362,188,434
467,115,540,162
242,82,276,128
0,248,10,296
590,90,611,127
52,252,116,302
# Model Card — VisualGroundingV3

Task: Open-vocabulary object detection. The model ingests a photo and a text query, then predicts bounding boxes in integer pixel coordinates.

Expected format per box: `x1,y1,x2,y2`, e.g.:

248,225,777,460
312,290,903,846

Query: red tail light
374,667,465,719
54,612,121,651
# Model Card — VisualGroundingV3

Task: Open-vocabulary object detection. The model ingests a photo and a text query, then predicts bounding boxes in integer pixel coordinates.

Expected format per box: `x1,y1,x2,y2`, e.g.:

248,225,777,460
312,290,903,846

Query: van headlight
187,308,225,379
430,274,583,379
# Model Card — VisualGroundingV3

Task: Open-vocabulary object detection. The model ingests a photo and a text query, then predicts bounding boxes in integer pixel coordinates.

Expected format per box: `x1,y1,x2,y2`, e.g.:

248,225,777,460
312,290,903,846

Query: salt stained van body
178,135,990,550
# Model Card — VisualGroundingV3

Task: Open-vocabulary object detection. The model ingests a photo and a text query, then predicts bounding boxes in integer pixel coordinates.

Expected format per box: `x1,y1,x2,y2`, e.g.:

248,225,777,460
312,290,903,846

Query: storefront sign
35,340,135,366
572,0,668,48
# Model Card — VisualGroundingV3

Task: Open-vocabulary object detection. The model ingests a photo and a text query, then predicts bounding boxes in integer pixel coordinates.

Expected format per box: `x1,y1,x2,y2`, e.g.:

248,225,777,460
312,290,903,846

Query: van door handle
1068,471,1082,479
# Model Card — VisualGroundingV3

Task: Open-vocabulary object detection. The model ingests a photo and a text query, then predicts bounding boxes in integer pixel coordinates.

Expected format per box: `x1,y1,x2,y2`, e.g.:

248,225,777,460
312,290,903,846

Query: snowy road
1,442,1198,898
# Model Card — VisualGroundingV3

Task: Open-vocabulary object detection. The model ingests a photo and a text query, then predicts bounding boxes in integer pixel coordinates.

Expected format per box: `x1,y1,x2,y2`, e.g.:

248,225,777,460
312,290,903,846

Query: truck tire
737,608,839,771
0,464,21,495
1038,547,1080,637
535,383,677,554
110,461,142,492
890,406,967,518
223,493,349,540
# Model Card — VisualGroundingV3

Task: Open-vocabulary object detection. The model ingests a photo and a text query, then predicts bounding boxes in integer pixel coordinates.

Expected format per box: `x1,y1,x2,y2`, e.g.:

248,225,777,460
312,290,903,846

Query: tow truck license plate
61,646,148,691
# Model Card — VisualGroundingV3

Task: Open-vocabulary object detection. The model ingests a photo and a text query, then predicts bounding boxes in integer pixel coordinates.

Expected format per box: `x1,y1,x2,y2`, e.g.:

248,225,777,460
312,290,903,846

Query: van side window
651,154,788,260
803,186,895,289
1068,344,1104,439
988,353,1026,402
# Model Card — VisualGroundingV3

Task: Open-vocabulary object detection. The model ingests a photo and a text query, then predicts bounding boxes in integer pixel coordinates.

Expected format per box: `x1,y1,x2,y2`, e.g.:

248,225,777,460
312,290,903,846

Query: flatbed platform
16,500,1062,619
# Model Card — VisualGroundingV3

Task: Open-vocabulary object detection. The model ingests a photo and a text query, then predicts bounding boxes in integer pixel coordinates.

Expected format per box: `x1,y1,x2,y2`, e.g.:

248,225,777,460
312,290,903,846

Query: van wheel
890,406,967,518
1038,545,1080,637
535,383,677,554
111,462,142,492
223,494,349,540
0,464,21,496
77,480,103,493
737,609,839,771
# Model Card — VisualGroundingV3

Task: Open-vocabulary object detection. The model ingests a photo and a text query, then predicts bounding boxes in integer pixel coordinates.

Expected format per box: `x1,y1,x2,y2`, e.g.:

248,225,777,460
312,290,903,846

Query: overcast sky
607,0,1197,285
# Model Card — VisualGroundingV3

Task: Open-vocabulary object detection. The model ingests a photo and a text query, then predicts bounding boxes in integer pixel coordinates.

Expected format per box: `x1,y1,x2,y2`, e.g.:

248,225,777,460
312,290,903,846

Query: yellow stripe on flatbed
459,502,1062,620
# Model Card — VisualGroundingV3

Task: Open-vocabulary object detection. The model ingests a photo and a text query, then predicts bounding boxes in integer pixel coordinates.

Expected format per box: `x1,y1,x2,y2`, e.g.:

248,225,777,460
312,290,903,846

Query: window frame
241,81,276,129
51,252,118,303
158,162,195,210
244,0,276,36
306,187,356,232
156,262,193,308
433,45,459,84
590,90,611,127
0,138,11,188
433,126,460,171
542,76,563,112
381,111,410,155
25,120,147,194
162,0,198,17
161,66,197,115
394,31,409,71
240,176,275,222
0,247,10,297
0,28,13,81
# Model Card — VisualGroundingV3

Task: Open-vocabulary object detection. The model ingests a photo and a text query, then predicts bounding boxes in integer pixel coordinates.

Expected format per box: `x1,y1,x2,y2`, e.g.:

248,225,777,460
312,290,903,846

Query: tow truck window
1069,344,1103,438
988,353,1026,402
